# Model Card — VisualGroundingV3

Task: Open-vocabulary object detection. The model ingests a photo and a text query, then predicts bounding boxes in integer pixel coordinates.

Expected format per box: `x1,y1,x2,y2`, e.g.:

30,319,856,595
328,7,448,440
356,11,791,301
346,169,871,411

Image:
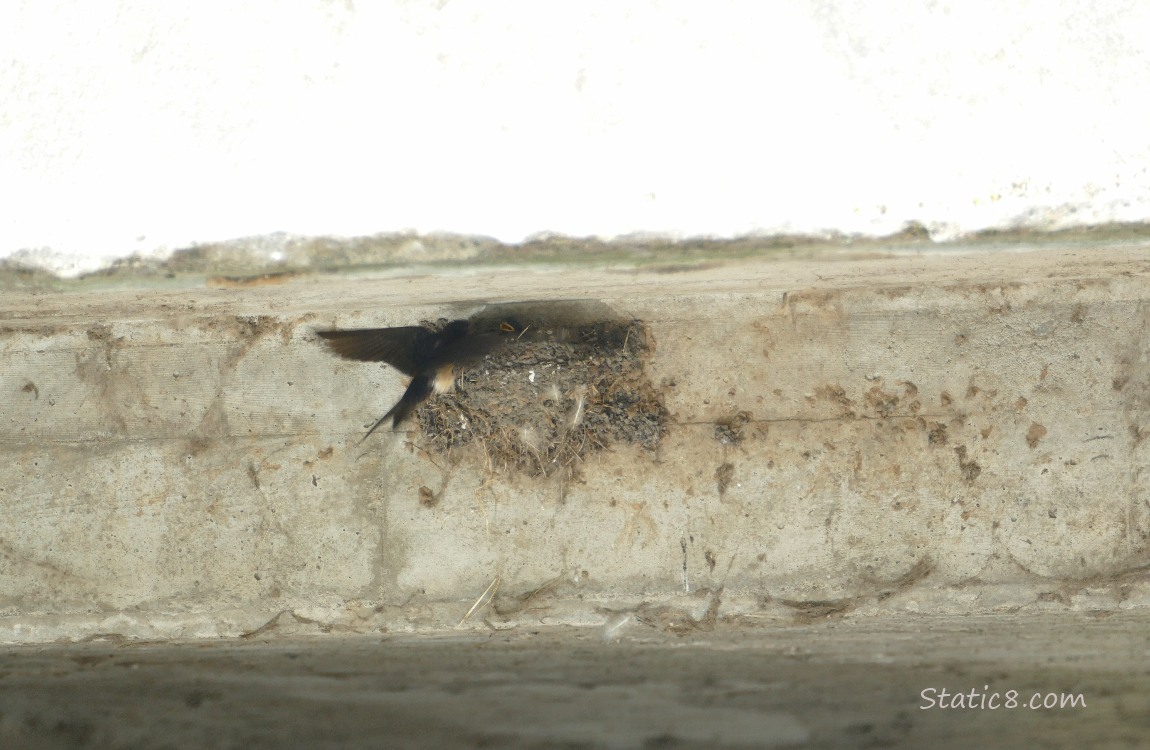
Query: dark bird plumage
317,318,519,440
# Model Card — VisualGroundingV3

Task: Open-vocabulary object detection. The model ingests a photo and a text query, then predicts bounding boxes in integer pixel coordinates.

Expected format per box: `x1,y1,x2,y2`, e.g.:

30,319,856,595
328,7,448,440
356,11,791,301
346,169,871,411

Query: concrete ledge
2,245,1148,642
1,613,1147,749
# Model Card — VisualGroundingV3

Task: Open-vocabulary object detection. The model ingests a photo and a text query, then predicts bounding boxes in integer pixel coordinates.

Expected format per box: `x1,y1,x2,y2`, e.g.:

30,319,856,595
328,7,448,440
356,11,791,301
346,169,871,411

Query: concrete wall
3,244,1147,642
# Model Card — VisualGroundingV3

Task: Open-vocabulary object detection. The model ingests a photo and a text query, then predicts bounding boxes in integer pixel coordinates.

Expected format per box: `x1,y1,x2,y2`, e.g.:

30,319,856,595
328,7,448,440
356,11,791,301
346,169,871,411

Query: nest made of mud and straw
414,320,666,476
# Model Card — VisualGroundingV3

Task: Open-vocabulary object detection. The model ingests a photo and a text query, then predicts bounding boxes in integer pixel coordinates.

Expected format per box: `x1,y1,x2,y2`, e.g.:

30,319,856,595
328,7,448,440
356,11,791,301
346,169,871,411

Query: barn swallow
317,318,520,441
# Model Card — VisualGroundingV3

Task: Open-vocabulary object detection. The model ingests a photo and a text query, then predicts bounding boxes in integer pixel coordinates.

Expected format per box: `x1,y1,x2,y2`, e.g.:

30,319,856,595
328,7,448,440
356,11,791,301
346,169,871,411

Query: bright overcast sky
2,1,1149,274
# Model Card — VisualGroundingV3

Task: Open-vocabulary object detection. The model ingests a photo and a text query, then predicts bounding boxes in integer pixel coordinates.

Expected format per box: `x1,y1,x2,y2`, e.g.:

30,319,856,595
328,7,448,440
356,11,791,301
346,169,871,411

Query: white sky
2,1,1149,275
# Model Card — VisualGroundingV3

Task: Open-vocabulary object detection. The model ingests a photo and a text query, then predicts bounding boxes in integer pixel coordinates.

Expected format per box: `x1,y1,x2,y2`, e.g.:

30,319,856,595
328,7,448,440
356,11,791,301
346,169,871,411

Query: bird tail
357,372,435,444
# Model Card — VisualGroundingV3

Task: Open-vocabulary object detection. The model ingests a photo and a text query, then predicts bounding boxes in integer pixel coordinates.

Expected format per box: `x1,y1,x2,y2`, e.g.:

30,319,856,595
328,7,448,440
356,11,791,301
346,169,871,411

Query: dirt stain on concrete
1026,422,1048,449
954,446,982,483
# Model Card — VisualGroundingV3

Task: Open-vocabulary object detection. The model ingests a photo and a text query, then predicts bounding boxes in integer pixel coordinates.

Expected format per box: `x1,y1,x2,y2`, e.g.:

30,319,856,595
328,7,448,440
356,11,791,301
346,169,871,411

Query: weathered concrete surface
1,614,1148,749
1,245,1148,641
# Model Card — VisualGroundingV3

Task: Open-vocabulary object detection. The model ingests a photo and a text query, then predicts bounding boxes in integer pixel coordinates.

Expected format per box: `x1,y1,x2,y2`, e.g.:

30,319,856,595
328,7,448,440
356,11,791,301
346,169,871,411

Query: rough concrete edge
6,222,1150,287
4,582,1149,645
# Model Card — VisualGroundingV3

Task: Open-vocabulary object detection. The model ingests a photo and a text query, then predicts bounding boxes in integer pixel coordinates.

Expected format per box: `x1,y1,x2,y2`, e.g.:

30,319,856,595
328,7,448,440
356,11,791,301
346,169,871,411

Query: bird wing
316,327,427,376
425,331,515,367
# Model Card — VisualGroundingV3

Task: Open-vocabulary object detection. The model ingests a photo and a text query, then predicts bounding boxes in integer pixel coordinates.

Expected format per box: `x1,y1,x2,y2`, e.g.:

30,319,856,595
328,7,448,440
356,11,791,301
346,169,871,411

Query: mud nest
413,319,666,476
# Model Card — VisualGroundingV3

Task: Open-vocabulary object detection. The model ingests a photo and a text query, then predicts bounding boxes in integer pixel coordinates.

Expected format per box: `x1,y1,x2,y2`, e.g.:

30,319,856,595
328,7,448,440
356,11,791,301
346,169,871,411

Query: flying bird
317,318,520,441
